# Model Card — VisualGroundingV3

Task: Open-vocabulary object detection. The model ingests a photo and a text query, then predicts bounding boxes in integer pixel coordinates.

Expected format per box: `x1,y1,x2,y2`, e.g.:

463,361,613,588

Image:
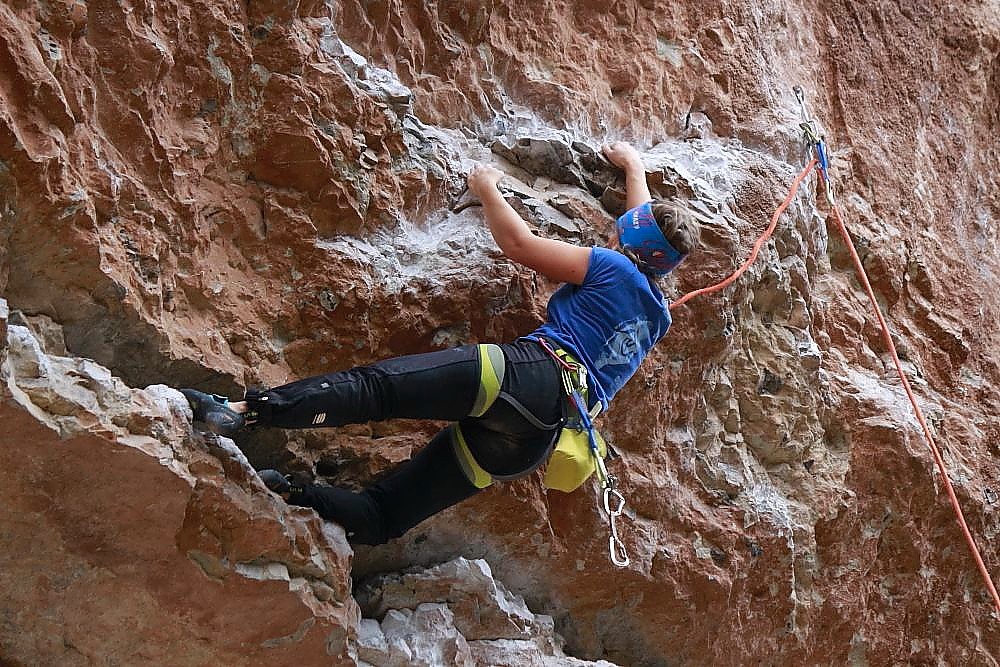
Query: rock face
1,0,999,665
353,557,618,666
0,301,360,665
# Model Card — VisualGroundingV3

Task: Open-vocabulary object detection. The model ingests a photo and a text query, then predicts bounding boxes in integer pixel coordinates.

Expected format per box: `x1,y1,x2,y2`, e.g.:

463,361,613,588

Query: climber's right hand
602,142,643,171
467,164,504,199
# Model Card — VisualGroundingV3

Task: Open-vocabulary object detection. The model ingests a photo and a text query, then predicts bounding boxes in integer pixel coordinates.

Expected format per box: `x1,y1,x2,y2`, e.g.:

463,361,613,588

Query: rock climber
181,141,701,545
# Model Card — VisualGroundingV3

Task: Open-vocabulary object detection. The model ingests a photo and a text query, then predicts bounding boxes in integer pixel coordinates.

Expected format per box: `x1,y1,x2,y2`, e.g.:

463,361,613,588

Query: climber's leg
184,345,483,433
279,426,481,545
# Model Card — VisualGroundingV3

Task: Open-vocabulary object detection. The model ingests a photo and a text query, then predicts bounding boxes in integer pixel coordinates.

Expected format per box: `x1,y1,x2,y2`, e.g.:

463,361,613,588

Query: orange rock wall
1,0,999,664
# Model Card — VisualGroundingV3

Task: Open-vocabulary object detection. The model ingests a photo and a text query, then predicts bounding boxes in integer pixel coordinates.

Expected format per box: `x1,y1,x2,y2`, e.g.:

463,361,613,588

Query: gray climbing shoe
259,469,307,498
180,388,245,437
258,469,291,494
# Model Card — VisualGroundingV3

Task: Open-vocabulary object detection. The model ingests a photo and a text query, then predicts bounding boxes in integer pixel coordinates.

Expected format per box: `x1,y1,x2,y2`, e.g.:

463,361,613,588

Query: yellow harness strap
452,342,604,492
469,344,504,418
452,424,494,489
452,344,505,488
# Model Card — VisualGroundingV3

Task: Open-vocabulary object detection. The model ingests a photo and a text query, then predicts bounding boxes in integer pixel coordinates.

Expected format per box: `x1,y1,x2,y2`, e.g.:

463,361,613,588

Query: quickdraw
538,337,630,568
793,85,835,206
568,388,630,567
604,480,629,567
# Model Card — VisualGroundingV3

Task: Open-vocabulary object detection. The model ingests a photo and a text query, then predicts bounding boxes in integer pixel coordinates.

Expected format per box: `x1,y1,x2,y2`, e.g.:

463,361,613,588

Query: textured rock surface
1,0,1000,665
0,300,360,665
353,557,617,667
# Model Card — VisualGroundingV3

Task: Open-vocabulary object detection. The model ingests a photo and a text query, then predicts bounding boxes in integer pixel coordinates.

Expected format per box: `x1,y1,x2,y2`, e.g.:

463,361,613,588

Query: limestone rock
1,0,999,664
355,557,619,667
0,301,360,665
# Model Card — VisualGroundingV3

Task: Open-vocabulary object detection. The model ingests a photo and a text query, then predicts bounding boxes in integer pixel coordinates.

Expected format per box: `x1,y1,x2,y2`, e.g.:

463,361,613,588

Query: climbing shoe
258,469,306,498
258,469,291,494
180,388,245,437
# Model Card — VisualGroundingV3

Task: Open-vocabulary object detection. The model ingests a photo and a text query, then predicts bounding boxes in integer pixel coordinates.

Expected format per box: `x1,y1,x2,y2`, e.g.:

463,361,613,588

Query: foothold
757,369,783,395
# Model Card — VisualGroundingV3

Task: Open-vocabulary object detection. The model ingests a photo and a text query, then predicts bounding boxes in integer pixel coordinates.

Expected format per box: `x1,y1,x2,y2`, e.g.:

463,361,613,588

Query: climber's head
615,199,700,276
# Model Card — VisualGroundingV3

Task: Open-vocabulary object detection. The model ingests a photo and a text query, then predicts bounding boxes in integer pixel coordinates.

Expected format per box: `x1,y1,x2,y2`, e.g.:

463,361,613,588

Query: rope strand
827,201,1000,615
667,153,1000,614
670,159,817,310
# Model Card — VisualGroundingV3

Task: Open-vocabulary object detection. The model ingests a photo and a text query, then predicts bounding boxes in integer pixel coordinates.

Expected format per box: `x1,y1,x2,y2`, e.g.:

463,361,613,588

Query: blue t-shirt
526,247,671,409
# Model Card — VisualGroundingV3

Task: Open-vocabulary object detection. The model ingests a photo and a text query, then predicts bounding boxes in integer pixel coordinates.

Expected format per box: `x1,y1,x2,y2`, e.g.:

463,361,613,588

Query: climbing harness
451,337,627,566
452,344,563,489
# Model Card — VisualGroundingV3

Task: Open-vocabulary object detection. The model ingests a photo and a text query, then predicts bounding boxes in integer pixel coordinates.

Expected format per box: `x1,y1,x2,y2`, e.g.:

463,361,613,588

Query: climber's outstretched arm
468,165,591,285
603,142,651,210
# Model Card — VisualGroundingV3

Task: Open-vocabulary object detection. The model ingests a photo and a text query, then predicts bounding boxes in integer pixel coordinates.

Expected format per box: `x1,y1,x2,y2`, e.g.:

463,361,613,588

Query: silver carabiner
793,85,807,114
603,485,624,515
792,85,823,153
609,534,629,568
603,486,630,568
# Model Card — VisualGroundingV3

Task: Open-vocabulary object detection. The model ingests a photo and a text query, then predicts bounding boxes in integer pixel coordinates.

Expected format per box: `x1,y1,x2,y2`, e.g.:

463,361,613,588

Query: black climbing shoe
258,469,306,498
180,388,245,437
259,469,291,494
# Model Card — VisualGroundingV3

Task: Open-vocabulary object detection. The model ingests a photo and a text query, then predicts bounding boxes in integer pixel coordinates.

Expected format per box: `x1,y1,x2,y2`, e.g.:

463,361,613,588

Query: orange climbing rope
670,158,818,311
826,197,1000,616
668,142,1000,615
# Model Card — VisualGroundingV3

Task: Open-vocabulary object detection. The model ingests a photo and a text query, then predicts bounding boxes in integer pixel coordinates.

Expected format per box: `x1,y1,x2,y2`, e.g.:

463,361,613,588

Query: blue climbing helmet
615,201,686,276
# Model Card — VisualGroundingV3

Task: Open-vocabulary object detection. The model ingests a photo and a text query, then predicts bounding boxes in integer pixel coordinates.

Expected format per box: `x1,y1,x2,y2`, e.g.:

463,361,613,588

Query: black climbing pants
246,340,563,545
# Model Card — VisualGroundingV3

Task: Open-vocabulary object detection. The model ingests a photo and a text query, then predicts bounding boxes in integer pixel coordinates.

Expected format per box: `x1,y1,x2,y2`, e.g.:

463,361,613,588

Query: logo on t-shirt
594,316,653,376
